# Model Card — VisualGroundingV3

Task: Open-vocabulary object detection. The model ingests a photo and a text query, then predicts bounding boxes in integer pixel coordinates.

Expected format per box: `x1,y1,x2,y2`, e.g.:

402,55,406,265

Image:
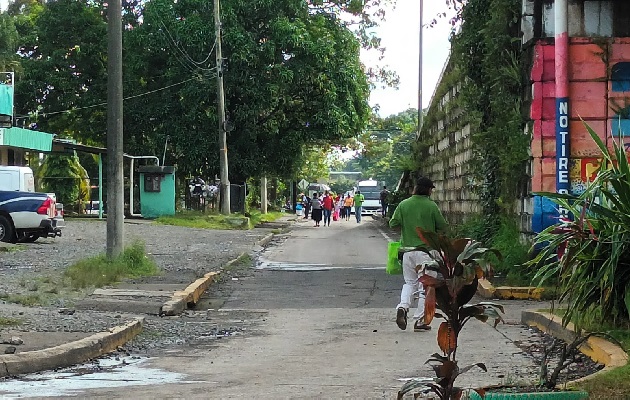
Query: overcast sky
363,1,455,117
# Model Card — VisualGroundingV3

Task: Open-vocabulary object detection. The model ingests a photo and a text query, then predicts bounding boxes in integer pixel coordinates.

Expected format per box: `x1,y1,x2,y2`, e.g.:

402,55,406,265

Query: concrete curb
160,271,220,316
160,232,276,316
477,278,495,298
521,310,628,386
0,317,144,377
477,278,544,300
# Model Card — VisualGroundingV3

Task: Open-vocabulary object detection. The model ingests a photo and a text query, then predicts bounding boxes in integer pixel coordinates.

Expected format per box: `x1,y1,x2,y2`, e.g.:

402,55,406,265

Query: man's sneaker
413,321,432,332
396,308,407,330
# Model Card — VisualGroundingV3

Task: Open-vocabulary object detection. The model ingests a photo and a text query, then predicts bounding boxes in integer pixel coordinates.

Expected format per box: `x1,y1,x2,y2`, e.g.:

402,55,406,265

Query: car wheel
0,215,15,243
17,233,39,243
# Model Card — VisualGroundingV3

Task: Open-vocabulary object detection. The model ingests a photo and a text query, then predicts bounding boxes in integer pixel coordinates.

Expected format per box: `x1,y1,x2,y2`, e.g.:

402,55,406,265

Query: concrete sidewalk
0,215,295,377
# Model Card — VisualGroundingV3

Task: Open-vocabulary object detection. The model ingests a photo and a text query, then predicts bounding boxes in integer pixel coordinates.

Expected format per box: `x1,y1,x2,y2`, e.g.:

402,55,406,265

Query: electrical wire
158,19,217,72
24,76,204,117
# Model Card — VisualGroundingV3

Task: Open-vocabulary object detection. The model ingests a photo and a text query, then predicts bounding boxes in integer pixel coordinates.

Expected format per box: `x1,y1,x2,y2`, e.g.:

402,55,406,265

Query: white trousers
396,250,432,320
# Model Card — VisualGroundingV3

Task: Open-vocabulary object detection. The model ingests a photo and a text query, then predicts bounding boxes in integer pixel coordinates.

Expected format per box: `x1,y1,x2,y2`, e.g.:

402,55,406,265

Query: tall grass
64,241,159,288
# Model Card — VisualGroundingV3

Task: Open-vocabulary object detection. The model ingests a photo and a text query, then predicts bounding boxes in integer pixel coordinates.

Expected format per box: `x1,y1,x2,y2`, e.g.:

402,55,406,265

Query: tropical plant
528,122,630,329
398,228,503,399
37,153,90,209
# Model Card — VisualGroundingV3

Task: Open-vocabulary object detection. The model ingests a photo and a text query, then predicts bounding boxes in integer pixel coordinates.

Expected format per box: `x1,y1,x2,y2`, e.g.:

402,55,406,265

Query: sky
362,1,455,117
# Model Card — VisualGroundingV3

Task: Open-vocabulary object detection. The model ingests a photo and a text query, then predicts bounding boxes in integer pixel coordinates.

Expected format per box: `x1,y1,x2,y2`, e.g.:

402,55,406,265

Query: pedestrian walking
311,193,323,227
343,194,353,221
389,177,447,332
352,191,365,223
322,191,334,226
333,194,342,221
380,185,390,217
302,193,311,219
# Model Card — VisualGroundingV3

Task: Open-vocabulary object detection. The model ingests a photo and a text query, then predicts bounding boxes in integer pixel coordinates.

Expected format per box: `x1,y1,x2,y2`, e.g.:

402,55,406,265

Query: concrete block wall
419,72,479,226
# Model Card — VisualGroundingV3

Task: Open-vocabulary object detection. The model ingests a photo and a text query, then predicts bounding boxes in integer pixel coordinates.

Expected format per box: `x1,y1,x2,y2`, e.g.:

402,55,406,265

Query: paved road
1,218,540,398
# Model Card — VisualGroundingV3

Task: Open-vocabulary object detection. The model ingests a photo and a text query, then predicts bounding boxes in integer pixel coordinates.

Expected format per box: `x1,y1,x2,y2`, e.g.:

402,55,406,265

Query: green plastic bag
387,241,403,275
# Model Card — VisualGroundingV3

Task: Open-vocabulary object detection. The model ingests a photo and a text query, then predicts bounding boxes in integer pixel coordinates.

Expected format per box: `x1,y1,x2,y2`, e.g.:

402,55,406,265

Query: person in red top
321,191,334,227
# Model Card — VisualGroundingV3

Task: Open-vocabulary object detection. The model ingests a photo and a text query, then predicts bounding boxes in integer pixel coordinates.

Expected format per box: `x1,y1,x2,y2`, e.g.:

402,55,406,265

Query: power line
158,19,217,72
23,76,205,117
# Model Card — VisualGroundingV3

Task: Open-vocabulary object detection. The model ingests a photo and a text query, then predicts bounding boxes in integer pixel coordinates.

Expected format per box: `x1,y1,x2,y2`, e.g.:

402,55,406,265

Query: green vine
415,0,528,243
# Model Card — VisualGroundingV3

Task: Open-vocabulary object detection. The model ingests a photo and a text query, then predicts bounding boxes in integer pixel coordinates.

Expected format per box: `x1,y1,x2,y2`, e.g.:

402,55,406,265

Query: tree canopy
7,0,371,182
338,108,417,188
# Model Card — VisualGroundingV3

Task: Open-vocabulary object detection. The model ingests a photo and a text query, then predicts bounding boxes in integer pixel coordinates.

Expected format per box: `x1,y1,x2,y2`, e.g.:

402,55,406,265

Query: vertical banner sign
556,98,570,217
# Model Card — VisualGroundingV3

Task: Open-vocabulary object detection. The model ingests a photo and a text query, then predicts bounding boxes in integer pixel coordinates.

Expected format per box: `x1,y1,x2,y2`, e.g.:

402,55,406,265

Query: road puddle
0,356,197,398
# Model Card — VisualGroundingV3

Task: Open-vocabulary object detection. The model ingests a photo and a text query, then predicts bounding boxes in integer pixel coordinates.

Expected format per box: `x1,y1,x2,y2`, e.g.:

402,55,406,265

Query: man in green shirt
389,176,447,332
352,191,365,223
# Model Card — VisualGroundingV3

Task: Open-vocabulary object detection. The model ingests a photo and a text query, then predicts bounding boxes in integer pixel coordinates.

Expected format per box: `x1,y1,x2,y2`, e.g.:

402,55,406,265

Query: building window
614,1,630,37
144,174,162,192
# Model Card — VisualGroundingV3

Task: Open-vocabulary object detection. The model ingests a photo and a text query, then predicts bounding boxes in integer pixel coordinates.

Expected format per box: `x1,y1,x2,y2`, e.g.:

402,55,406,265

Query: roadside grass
64,241,160,289
156,211,249,230
0,317,21,327
155,210,284,230
248,210,284,226
0,244,25,253
1,294,42,306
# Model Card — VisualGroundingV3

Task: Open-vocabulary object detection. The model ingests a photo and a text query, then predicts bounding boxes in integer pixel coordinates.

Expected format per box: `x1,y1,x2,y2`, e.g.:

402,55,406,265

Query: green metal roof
0,127,54,152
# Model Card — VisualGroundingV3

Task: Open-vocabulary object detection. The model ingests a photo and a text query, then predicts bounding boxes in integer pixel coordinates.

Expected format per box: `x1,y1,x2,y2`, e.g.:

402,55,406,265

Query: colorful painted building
415,0,630,235
524,0,630,231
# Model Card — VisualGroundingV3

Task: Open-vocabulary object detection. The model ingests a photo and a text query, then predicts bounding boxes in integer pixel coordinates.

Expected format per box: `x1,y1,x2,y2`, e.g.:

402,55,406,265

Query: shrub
528,122,630,328
64,241,159,288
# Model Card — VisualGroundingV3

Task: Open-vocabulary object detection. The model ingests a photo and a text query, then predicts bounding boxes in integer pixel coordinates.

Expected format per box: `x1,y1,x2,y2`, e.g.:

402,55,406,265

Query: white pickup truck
0,166,64,243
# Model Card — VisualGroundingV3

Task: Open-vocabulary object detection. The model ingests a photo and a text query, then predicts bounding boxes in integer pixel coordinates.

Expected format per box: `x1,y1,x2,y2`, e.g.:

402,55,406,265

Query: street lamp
418,0,423,138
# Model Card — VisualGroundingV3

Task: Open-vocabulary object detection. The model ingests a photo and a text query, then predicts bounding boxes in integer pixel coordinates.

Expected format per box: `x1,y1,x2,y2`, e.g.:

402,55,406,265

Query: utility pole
106,0,124,258
215,0,230,214
417,0,423,138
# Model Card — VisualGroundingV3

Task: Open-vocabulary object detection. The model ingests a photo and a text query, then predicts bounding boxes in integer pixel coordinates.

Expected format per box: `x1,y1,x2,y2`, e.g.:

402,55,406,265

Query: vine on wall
417,0,528,242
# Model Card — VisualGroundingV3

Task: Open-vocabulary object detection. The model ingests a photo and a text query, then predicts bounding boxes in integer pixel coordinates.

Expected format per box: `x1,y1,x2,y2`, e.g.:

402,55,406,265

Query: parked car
0,166,64,243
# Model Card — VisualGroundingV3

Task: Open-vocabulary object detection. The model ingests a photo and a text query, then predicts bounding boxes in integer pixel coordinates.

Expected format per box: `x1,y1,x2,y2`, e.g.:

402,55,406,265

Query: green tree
14,0,107,143
347,108,418,188
37,153,90,209
0,12,20,72
123,0,370,181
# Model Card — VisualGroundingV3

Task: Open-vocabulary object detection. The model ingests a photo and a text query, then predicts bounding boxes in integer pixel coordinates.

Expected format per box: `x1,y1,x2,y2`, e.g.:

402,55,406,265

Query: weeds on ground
156,210,284,230
223,254,253,272
156,211,250,230
3,294,41,306
64,241,159,289
0,317,21,327
248,210,284,226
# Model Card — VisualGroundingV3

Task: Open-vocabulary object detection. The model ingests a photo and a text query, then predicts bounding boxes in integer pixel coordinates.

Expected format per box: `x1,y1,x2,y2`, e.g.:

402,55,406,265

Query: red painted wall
530,38,630,195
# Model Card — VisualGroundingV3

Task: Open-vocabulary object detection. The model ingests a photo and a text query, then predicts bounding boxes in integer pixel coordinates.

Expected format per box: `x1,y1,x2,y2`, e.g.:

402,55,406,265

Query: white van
0,166,35,192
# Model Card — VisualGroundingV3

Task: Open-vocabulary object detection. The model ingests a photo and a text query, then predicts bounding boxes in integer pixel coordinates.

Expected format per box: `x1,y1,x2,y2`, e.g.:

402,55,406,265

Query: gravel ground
0,218,276,357
0,219,273,301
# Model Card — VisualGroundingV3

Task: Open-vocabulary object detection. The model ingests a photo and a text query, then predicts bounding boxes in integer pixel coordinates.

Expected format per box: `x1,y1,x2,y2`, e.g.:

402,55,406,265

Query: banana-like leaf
424,286,436,325
420,274,445,287
459,362,487,375
477,301,505,313
437,322,457,355
397,378,434,399
415,228,443,251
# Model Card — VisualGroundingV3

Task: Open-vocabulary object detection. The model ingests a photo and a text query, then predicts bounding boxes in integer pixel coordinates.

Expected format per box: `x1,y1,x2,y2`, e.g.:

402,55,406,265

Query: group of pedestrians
300,191,366,227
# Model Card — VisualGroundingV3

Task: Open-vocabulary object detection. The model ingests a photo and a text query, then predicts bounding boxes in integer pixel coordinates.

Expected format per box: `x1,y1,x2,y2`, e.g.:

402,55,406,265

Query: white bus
352,179,382,215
